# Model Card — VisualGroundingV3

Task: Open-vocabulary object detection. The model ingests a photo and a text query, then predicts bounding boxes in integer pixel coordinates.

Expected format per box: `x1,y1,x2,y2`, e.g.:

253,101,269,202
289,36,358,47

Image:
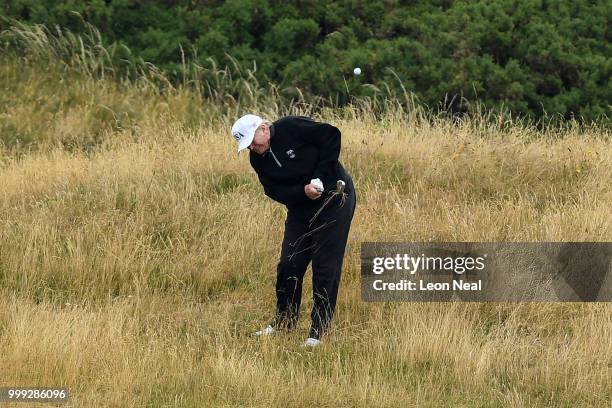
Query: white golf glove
310,178,324,193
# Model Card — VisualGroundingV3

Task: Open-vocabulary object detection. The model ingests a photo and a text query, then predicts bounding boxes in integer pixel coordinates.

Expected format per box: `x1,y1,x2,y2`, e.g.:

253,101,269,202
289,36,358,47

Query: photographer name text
372,279,482,291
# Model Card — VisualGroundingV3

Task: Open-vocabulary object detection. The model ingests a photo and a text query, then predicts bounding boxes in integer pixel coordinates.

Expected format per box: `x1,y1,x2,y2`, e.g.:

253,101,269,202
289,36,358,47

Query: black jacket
249,116,351,215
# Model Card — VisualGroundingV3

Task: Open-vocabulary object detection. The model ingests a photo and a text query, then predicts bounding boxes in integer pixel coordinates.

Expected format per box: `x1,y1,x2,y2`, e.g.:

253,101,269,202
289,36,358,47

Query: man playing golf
231,114,356,347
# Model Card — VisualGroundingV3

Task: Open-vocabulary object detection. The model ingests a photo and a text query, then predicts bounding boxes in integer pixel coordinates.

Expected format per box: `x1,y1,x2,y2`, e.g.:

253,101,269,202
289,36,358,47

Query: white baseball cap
231,114,263,152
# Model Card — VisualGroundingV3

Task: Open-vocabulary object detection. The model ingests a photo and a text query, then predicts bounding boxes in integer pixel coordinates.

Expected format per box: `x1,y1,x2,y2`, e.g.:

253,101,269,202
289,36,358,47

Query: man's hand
305,183,323,200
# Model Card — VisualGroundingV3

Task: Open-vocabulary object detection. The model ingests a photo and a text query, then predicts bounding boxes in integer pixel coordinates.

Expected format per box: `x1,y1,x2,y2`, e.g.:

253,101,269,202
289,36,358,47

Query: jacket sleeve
255,171,308,206
295,118,341,191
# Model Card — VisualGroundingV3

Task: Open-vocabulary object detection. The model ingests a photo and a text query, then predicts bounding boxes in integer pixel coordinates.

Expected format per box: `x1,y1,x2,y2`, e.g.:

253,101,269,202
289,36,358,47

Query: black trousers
273,180,356,339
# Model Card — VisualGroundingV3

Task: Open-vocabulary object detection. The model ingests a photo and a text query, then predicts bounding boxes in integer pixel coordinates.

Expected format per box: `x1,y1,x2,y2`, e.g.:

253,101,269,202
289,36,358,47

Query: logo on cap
233,132,244,141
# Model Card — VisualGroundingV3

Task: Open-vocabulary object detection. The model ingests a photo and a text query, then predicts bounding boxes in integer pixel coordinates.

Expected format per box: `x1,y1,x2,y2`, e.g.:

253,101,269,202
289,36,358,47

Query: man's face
249,123,270,155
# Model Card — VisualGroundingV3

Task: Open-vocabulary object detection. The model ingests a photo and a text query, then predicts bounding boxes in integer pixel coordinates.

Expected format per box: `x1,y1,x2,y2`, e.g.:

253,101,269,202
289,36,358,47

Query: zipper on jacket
269,147,283,167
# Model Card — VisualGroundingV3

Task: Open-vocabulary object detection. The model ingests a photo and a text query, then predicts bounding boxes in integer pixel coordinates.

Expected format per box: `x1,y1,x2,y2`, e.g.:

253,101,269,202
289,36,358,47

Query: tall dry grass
1,22,611,408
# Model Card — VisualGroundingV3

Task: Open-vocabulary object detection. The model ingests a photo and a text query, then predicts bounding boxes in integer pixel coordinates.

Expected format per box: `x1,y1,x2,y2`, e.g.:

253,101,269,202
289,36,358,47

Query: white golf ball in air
353,67,361,75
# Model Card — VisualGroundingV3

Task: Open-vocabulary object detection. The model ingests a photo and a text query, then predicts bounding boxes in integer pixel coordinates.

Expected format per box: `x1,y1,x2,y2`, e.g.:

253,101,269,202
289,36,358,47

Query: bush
1,0,610,122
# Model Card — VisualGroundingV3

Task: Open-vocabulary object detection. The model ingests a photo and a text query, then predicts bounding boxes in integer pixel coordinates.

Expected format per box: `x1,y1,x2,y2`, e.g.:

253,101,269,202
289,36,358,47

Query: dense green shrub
2,0,610,121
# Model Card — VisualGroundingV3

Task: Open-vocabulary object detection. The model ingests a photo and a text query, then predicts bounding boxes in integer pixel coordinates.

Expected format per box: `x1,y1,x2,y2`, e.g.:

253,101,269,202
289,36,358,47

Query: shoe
253,325,274,337
302,337,321,347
